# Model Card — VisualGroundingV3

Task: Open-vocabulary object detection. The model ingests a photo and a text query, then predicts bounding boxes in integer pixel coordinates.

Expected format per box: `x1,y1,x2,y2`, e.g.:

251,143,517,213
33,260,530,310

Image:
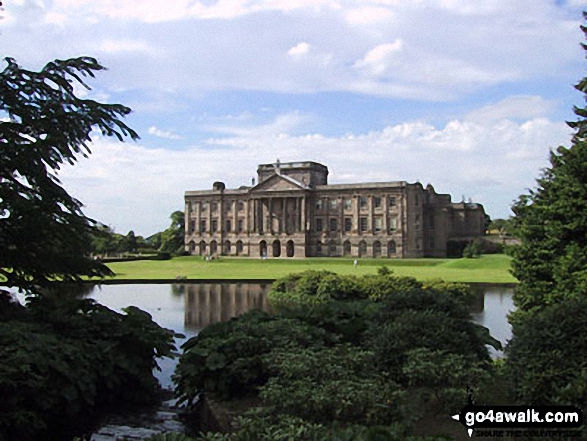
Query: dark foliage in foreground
0,291,179,441
0,57,138,290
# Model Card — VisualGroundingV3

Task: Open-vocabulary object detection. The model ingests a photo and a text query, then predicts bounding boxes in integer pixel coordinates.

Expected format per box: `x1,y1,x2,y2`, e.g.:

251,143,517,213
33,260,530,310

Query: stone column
339,196,344,236
383,194,388,234
282,197,287,234
354,195,360,234
294,197,299,232
368,195,374,234
268,198,273,234
300,196,307,233
233,200,238,236
245,199,250,234
207,201,212,237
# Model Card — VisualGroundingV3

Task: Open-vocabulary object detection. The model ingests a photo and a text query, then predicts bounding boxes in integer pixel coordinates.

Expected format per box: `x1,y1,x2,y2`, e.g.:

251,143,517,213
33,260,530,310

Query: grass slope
102,254,516,284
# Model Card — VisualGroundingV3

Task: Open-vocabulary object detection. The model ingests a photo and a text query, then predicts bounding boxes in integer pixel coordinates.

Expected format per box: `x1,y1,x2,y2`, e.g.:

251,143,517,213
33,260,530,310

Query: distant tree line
89,210,185,259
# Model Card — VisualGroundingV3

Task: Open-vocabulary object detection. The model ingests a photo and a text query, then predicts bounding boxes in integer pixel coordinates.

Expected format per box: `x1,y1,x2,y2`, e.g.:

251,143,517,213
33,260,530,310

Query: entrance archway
210,240,218,256
259,240,267,258
343,240,351,256
358,240,367,257
236,240,244,256
199,241,206,256
223,240,231,255
286,240,294,257
272,240,281,257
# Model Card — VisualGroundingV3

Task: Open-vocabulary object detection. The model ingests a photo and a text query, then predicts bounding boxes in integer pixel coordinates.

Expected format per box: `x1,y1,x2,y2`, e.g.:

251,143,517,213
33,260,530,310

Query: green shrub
367,287,498,384
505,297,587,407
462,241,482,258
174,310,337,403
257,344,408,426
279,300,381,345
269,271,428,308
0,293,179,441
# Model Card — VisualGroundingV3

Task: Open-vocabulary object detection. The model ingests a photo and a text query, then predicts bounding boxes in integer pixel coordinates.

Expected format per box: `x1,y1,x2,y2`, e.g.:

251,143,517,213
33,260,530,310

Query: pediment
251,173,307,193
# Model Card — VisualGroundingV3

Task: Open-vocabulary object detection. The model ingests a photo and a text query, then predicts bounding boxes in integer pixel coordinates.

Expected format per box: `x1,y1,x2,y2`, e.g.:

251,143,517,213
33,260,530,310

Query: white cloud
345,6,394,25
4,0,585,99
288,42,311,57
466,96,557,123
354,40,404,75
59,107,572,235
148,126,184,140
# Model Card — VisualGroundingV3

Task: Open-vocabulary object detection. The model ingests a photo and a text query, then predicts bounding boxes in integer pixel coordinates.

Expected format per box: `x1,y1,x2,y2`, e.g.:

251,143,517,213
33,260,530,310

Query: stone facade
184,161,486,258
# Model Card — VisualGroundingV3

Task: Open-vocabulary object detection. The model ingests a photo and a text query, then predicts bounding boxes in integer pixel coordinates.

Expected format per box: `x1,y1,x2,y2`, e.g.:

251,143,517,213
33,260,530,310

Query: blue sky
2,0,587,236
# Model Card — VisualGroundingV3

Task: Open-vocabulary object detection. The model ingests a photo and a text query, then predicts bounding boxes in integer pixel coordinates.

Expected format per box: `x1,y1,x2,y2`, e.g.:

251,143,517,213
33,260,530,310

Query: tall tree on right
509,15,587,315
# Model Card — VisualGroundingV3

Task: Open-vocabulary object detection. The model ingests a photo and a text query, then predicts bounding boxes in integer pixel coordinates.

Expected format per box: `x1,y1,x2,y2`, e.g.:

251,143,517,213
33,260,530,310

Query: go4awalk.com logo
451,405,583,438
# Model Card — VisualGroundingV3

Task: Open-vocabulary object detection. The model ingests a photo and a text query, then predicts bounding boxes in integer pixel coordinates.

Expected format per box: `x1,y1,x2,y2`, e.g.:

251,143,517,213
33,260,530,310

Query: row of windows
190,196,401,214
316,196,397,211
190,219,245,234
189,201,246,213
315,217,397,233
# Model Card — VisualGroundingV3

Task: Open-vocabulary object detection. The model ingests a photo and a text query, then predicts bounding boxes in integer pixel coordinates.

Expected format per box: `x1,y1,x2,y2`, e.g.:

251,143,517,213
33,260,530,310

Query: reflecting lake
11,282,514,387
83,282,515,388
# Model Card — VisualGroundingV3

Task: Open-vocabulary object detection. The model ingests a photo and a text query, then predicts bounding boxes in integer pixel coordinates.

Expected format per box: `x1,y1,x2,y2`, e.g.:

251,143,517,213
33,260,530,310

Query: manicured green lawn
101,254,516,284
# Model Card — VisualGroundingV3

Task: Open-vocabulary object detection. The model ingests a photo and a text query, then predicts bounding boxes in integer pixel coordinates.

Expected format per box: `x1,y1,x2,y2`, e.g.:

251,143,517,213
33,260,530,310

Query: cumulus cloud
59,107,572,235
288,42,311,57
3,0,584,99
354,40,404,75
147,126,184,140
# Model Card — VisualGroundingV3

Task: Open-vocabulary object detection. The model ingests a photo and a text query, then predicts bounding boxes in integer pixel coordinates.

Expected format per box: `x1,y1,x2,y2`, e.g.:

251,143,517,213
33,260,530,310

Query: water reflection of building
184,283,272,329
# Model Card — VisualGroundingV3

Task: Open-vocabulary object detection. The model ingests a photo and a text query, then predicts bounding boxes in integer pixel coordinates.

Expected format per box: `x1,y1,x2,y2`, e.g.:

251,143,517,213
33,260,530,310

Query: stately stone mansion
184,161,486,258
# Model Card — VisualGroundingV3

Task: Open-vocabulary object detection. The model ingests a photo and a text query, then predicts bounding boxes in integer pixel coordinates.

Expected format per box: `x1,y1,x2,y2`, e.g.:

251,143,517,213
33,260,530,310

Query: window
329,242,337,254
316,241,323,255
316,199,323,210
238,201,245,212
344,217,352,232
190,220,195,233
360,217,368,233
211,202,218,212
330,199,338,210
200,219,207,233
211,219,218,232
388,196,396,207
344,199,352,210
374,217,382,233
238,219,244,233
316,218,323,232
201,203,208,212
389,217,397,232
429,214,435,230
359,196,367,209
225,220,232,232
329,218,338,232
374,196,381,208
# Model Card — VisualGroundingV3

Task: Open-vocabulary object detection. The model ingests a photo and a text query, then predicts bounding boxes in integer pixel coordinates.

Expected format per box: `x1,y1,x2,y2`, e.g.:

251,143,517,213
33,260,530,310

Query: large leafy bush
268,270,469,308
174,310,337,403
0,291,179,441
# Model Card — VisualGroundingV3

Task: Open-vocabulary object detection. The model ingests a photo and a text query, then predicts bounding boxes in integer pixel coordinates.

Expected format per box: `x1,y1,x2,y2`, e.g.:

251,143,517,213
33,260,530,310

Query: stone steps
90,398,188,441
